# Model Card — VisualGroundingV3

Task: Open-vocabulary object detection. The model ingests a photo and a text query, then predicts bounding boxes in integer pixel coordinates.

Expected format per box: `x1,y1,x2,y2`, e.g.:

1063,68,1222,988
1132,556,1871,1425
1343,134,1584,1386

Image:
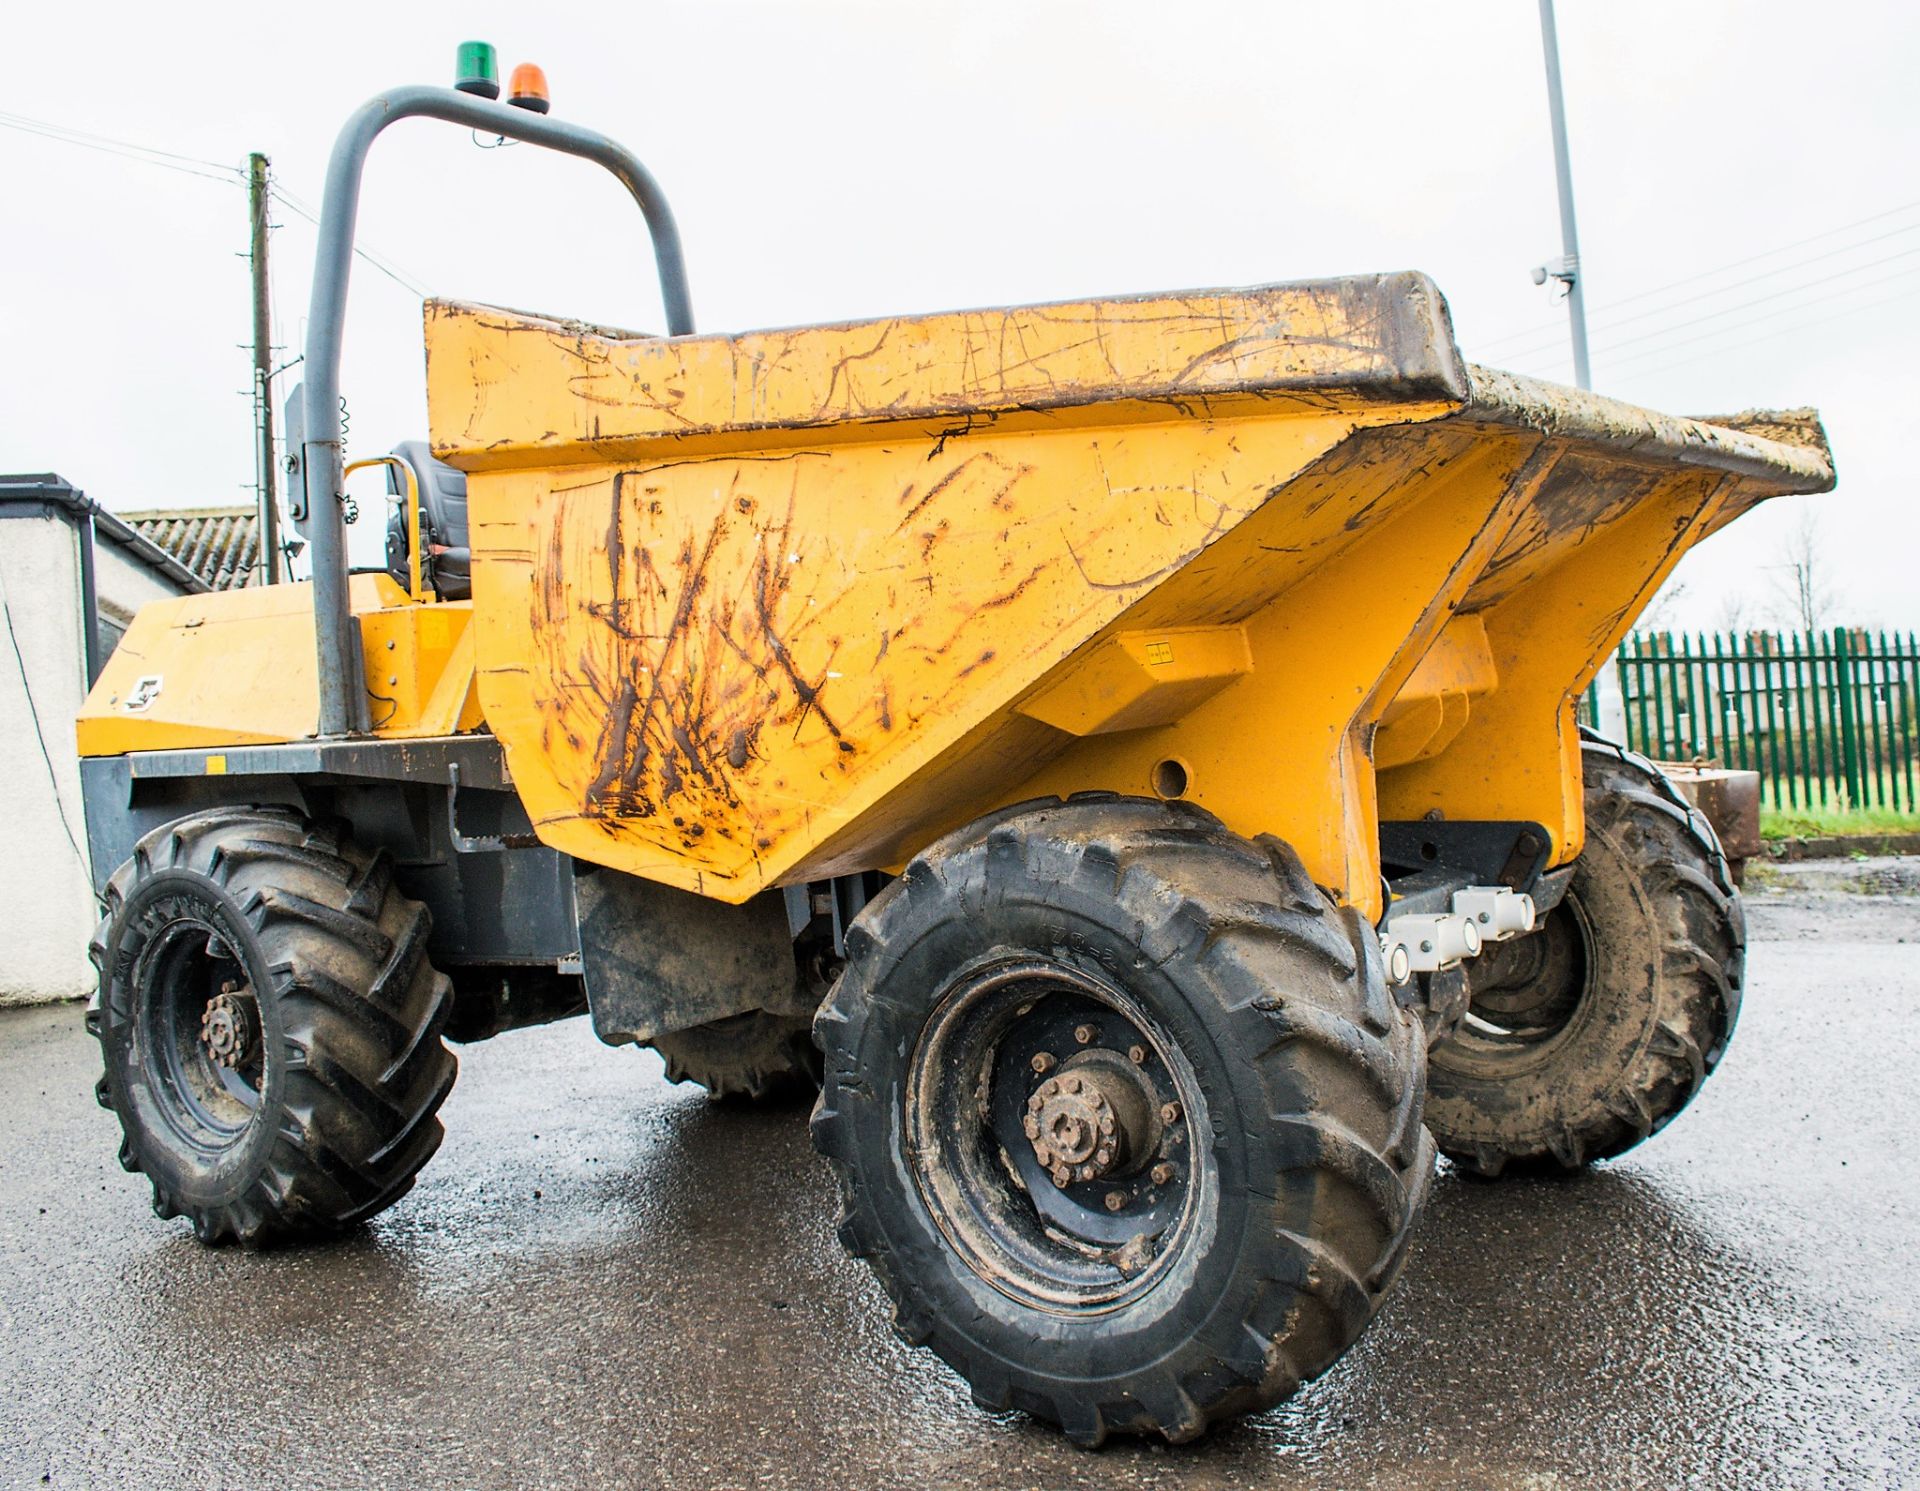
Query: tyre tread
1431,737,1743,1175
811,795,1431,1444
89,807,457,1247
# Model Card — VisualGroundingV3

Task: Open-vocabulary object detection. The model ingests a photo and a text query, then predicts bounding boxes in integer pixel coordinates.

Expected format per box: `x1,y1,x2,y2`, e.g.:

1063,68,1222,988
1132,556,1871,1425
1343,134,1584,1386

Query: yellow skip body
80,273,1832,919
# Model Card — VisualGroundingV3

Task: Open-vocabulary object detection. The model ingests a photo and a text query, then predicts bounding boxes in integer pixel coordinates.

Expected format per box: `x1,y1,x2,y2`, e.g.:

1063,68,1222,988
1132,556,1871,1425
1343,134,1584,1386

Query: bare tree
1772,509,1834,634
1641,576,1690,632
1716,586,1754,636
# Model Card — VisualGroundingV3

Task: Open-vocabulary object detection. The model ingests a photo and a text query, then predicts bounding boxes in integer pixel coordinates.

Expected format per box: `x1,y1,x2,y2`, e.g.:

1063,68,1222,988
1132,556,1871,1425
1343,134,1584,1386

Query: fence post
1780,632,1803,810
1613,627,1917,817
1834,626,1862,809
1899,631,1917,811
1760,635,1786,809
1866,630,1889,808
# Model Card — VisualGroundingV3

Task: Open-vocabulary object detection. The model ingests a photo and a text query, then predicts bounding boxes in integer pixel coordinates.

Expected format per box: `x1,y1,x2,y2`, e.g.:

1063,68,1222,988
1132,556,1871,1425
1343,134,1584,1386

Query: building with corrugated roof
122,506,261,594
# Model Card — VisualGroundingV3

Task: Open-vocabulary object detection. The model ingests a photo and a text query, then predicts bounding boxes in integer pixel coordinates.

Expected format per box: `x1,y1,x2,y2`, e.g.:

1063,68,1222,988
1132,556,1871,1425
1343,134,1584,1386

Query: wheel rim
905,956,1206,1314
1441,892,1596,1075
135,915,265,1148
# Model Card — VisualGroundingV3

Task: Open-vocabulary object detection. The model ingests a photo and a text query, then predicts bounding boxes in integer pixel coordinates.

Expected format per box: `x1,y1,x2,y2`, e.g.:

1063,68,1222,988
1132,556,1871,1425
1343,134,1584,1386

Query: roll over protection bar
298,85,693,735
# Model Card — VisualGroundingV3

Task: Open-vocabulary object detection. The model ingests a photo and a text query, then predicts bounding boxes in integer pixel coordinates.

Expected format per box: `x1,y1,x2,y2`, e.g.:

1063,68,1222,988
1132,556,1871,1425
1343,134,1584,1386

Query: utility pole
247,152,282,582
1534,0,1592,389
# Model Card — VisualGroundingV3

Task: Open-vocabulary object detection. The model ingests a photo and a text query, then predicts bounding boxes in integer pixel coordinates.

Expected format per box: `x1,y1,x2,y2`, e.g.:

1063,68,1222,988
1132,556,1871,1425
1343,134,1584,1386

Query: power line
1501,247,1920,379
1471,195,1920,352
0,108,243,186
1584,197,1920,313
270,184,432,298
1506,266,1920,383
1598,263,1920,370
1467,195,1920,356
1593,246,1920,359
0,106,433,298
1474,216,1920,363
1626,282,1920,382
0,108,237,172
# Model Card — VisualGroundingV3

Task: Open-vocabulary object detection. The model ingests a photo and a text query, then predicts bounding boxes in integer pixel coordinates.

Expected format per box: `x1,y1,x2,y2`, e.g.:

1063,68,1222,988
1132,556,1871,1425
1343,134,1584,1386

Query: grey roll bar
299,85,694,736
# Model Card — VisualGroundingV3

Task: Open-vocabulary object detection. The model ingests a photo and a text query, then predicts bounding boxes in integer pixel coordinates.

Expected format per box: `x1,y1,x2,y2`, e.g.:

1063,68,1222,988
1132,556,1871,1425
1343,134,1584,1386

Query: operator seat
384,440,471,601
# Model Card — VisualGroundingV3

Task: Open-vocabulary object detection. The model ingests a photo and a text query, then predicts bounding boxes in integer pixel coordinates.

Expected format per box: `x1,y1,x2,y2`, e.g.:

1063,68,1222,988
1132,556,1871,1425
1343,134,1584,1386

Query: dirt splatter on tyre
811,795,1433,1446
1427,737,1744,1176
88,807,457,1245
651,1010,821,1103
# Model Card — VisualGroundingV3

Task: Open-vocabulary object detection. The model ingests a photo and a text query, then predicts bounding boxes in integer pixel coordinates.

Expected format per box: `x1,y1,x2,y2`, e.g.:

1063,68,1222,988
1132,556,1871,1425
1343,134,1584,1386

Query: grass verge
1760,804,1920,842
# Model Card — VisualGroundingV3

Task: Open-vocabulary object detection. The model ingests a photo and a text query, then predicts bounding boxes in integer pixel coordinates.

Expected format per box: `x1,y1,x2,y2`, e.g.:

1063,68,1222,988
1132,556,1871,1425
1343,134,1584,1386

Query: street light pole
1536,0,1592,389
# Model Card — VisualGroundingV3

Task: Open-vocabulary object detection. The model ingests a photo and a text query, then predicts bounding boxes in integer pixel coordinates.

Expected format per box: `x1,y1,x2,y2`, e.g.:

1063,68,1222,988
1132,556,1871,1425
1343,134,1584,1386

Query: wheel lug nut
1061,1074,1081,1094
1161,1102,1181,1124
1027,1093,1044,1112
1151,1162,1176,1186
1128,1045,1146,1064
1078,1164,1096,1182
1022,1116,1040,1139
1030,1052,1055,1075
1051,1164,1071,1188
1073,1024,1095,1045
1104,1191,1126,1212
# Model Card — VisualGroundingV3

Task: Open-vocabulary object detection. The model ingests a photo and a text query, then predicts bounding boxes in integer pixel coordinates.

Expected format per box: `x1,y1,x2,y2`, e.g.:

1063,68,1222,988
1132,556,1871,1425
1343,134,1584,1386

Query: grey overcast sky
2,1,1914,629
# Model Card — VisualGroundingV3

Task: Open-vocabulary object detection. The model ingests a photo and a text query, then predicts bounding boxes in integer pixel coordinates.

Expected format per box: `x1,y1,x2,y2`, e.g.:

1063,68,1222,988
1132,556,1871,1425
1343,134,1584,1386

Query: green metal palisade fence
1584,630,1920,812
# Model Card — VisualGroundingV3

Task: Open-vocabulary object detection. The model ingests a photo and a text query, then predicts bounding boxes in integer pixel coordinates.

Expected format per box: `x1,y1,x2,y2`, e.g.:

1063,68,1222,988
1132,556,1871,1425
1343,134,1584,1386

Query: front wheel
810,796,1433,1446
88,808,457,1245
1426,738,1745,1176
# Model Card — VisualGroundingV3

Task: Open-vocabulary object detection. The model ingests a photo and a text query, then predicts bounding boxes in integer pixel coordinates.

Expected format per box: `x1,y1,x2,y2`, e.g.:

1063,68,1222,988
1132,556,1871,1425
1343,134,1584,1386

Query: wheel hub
907,957,1202,1312
199,985,258,1071
1025,1071,1119,1184
1023,1055,1156,1188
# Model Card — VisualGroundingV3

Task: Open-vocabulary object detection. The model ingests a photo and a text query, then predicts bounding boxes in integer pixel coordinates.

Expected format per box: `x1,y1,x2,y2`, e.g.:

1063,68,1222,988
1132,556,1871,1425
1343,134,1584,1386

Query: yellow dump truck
76,68,1833,1445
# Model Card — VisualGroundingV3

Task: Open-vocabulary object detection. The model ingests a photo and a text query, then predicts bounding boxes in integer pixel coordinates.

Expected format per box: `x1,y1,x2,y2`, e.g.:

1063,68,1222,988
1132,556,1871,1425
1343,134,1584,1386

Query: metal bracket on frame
447,762,542,854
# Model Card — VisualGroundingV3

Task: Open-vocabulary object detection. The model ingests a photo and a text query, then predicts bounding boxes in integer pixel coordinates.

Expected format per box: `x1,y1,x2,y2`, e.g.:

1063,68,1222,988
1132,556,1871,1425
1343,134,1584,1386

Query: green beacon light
454,40,500,100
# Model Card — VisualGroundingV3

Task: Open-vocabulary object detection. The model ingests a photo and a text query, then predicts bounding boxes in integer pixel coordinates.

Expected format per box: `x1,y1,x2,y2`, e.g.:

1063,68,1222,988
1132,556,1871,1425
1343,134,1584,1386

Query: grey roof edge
0,474,212,595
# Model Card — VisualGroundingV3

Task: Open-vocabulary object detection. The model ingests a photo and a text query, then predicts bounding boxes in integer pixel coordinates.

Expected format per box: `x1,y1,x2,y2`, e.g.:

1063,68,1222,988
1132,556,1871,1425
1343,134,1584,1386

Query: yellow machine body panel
76,574,481,756
416,276,1831,916
77,273,1832,923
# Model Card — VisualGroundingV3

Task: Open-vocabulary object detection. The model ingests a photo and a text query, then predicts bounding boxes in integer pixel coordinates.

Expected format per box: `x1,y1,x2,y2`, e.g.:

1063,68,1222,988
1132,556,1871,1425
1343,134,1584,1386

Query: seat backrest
384,440,471,600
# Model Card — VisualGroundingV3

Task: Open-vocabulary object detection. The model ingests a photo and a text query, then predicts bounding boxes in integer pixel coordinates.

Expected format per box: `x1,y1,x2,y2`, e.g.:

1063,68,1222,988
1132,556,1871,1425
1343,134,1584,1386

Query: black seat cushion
384,440,471,601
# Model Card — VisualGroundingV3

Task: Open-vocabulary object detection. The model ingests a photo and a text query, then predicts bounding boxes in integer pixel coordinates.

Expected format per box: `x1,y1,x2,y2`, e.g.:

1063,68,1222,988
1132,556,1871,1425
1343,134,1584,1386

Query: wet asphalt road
3,865,1917,1490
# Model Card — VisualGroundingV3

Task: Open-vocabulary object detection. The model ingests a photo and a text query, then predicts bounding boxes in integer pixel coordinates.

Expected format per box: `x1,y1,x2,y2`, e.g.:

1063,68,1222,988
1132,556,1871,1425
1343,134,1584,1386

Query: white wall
0,514,96,1004
95,534,188,632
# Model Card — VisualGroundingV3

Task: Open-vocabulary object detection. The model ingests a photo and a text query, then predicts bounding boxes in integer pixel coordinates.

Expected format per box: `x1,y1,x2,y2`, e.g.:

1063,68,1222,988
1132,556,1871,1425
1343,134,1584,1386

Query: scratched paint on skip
485,411,1365,892
430,279,1495,898
422,275,1458,468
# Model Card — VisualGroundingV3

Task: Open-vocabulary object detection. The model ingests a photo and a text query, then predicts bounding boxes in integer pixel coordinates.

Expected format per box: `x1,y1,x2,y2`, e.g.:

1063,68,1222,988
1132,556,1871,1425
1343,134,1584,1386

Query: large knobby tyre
651,1010,821,1103
810,796,1434,1447
87,807,458,1245
1426,738,1745,1177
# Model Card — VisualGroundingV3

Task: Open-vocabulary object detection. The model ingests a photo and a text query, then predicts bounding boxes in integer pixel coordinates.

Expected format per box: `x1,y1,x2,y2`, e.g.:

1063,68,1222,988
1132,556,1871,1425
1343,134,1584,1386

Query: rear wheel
1426,739,1744,1176
811,796,1433,1446
87,807,457,1245
650,1010,821,1103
